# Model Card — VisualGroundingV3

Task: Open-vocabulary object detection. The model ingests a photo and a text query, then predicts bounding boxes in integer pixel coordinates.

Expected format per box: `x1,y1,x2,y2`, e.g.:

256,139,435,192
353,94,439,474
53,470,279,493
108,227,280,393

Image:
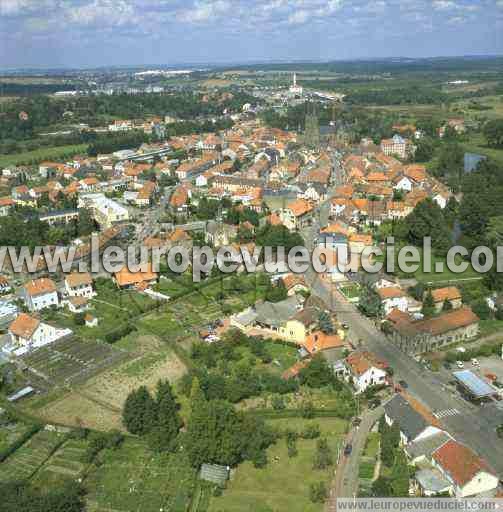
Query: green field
0,143,88,167
85,438,197,512
208,418,347,512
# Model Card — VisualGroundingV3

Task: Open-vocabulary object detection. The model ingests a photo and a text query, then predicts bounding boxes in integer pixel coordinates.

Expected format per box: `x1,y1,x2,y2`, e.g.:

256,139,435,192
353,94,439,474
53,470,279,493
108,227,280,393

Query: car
456,361,464,369
344,444,353,456
342,323,350,330
443,362,452,370
471,358,479,366
369,398,381,409
352,417,362,427
398,380,409,389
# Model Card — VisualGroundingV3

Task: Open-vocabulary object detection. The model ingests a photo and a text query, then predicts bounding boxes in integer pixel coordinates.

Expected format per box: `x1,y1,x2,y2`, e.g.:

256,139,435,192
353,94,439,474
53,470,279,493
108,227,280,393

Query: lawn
208,418,347,512
479,319,503,338
0,144,88,167
85,438,197,512
362,433,380,458
0,420,31,453
358,461,375,480
382,246,481,285
339,283,361,301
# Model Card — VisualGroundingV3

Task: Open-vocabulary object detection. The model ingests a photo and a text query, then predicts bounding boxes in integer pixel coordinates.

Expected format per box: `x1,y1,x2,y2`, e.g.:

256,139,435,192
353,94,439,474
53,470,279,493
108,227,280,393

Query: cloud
67,0,136,26
433,0,457,10
0,0,50,16
177,0,231,23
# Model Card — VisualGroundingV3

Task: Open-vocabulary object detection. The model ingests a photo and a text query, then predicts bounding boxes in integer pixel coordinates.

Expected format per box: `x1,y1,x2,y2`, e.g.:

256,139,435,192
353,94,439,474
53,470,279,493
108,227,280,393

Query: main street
307,268,503,474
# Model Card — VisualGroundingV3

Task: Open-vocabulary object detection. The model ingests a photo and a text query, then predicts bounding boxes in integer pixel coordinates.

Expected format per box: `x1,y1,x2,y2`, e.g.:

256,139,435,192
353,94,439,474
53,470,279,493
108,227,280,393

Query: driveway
326,407,384,510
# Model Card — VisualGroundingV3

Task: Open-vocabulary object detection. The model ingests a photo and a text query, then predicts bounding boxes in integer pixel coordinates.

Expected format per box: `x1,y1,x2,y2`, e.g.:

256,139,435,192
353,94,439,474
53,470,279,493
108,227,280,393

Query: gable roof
384,394,430,441
431,286,461,304
24,278,57,297
432,439,493,487
9,313,40,339
346,351,388,376
377,287,406,300
65,271,93,288
304,331,345,354
114,265,158,287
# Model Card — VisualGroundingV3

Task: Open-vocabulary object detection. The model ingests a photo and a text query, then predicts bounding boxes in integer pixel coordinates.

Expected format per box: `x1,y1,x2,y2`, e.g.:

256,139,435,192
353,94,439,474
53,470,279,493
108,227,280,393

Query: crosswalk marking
433,408,460,419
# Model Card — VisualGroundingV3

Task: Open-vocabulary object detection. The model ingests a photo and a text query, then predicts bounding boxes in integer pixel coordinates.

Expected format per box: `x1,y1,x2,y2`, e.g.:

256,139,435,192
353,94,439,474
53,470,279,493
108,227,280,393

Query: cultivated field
85,438,197,512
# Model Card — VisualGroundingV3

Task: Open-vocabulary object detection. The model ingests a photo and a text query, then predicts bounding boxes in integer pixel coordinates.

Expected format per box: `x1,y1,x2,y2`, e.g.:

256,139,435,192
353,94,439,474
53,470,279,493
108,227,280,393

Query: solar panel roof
453,370,494,398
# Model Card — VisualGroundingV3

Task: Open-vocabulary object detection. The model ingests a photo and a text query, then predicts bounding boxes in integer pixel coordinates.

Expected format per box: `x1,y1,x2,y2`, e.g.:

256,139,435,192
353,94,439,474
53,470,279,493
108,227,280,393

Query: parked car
456,361,465,369
443,362,452,370
344,444,353,456
471,358,480,367
369,398,381,409
398,380,409,389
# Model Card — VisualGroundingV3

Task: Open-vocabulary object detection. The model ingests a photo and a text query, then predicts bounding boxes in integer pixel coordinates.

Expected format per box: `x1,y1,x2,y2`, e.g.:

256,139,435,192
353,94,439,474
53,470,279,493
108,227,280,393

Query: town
2,26,503,512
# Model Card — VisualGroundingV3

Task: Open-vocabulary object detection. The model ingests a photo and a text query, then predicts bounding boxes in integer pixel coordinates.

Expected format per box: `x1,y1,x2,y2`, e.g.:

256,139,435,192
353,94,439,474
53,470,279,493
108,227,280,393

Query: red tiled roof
9,313,40,339
433,440,493,487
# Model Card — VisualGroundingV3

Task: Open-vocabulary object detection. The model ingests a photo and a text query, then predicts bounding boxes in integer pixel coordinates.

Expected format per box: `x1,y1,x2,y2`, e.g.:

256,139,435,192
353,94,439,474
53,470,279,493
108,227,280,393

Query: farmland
0,428,66,483
0,143,88,167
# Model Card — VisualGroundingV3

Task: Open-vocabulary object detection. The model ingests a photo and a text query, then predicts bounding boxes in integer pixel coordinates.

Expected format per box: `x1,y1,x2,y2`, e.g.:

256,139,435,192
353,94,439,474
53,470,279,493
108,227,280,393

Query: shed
199,463,230,486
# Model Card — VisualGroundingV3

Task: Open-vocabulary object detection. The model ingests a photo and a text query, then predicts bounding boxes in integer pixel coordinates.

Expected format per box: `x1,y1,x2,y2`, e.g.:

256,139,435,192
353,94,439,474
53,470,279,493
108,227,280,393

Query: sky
1,0,503,69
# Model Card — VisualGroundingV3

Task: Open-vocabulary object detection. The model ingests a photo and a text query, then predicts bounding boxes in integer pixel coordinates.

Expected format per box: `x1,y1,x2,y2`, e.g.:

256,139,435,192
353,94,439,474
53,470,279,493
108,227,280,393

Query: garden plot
32,438,88,488
85,439,197,512
21,337,130,386
0,429,65,483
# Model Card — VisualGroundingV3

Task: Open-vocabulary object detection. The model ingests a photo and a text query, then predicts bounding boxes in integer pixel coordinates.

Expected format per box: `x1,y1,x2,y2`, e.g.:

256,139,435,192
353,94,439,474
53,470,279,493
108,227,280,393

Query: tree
265,280,288,303
318,311,335,334
380,420,400,467
309,481,328,503
313,438,333,469
483,119,503,148
472,299,491,320
372,476,392,497
359,285,383,318
421,289,436,318
413,137,435,163
397,198,451,253
390,450,410,497
442,299,453,312
122,386,157,435
299,354,335,388
148,380,182,453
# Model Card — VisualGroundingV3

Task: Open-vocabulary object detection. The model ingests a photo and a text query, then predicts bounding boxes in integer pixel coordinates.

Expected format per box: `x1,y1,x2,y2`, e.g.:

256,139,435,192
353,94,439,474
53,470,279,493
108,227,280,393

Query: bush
309,481,327,503
301,423,321,440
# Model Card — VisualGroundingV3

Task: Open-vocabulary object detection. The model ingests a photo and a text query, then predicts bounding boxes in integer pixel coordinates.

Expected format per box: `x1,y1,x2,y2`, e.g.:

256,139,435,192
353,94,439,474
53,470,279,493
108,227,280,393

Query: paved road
326,407,384,510
307,272,503,474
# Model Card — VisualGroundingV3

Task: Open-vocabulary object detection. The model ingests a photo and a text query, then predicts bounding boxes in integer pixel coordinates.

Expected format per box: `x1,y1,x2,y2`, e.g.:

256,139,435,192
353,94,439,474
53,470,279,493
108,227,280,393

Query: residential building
430,287,462,313
6,313,72,355
78,193,129,229
22,278,59,312
377,286,409,315
345,351,388,394
64,272,95,298
279,199,314,231
380,135,414,159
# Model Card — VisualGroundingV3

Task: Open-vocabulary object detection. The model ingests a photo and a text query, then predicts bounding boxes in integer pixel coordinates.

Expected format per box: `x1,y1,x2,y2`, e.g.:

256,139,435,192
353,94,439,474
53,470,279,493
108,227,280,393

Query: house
345,351,388,394
430,287,462,313
433,191,451,209
114,265,158,289
67,296,89,313
0,196,15,216
85,313,98,328
303,331,345,356
0,276,12,294
376,286,408,315
38,209,79,226
281,274,309,296
279,199,314,231
22,278,59,312
6,313,72,355
431,440,498,497
169,186,190,216
384,394,444,445
64,272,95,299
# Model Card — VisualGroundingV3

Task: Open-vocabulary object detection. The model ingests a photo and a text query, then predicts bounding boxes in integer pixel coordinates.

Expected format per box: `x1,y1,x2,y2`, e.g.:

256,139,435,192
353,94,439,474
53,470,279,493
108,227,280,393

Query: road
326,407,384,510
307,272,503,474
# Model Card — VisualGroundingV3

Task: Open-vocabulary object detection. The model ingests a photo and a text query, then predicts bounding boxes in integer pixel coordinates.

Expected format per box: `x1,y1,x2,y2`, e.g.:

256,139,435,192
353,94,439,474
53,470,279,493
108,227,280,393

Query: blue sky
1,0,503,69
